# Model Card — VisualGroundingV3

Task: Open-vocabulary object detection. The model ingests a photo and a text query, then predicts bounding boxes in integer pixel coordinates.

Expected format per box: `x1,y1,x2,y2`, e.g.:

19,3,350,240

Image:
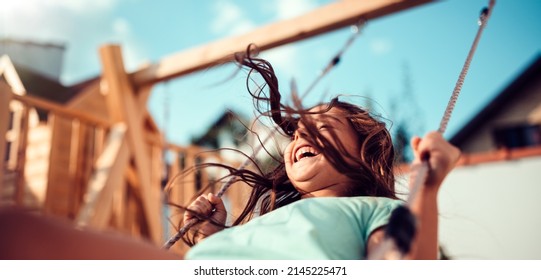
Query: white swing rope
368,0,496,260
161,19,367,250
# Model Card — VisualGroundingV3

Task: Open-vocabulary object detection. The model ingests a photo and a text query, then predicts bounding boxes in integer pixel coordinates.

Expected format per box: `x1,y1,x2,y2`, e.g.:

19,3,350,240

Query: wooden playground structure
0,0,434,254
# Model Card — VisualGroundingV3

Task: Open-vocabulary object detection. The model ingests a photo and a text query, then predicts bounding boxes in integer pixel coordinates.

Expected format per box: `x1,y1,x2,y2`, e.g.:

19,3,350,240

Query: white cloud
207,1,313,83
210,0,255,36
257,0,319,82
370,38,393,55
0,0,147,84
1,0,118,29
274,0,318,20
41,0,117,14
261,45,300,79
113,18,131,36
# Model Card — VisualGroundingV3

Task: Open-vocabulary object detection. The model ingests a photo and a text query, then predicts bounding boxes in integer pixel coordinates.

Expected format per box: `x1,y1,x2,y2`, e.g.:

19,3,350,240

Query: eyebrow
315,114,346,126
297,110,347,129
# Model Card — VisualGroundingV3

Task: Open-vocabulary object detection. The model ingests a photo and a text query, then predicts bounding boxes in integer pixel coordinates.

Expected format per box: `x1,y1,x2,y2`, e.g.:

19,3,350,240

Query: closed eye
318,125,330,130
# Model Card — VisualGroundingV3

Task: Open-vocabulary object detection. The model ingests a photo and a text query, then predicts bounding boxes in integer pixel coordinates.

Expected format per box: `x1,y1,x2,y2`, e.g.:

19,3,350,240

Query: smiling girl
179,52,460,259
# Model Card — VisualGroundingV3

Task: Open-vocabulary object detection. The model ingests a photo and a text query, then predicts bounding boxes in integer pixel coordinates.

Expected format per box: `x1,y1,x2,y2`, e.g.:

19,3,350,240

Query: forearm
405,132,459,260
409,188,439,260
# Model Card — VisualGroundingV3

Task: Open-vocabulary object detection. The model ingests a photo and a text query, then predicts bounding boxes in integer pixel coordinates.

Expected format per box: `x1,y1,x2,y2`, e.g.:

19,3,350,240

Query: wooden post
14,106,29,205
70,122,94,217
151,143,164,238
44,115,75,215
99,44,162,243
0,81,12,200
136,85,153,110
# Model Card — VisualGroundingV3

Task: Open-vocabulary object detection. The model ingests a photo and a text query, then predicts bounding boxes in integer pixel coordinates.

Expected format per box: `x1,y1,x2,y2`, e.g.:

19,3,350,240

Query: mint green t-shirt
186,196,402,260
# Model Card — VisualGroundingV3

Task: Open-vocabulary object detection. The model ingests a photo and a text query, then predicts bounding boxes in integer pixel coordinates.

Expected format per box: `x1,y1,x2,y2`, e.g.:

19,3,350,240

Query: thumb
410,136,421,152
410,136,422,161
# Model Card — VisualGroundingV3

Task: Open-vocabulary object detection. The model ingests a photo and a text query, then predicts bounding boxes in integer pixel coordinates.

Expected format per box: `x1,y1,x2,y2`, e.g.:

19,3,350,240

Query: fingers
206,193,227,225
207,193,226,215
418,132,460,166
184,194,213,222
410,136,421,151
183,193,227,225
411,132,450,163
410,136,422,162
410,131,461,188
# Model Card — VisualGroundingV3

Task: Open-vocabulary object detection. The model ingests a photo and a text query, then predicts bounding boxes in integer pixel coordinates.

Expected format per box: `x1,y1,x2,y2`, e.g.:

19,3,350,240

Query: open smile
294,145,321,163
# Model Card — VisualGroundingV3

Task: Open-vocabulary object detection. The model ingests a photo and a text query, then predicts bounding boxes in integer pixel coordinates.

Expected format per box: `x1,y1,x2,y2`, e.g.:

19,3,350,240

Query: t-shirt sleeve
365,199,403,237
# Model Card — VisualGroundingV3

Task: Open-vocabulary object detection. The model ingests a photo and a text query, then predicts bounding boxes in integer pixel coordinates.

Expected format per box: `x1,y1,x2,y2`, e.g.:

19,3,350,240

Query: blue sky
2,0,540,146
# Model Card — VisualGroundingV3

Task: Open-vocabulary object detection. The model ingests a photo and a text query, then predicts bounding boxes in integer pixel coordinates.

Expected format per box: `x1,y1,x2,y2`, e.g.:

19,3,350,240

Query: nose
294,126,308,140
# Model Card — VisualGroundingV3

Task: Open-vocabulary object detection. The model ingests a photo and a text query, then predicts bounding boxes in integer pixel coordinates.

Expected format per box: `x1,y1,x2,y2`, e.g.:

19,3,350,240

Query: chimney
0,38,66,82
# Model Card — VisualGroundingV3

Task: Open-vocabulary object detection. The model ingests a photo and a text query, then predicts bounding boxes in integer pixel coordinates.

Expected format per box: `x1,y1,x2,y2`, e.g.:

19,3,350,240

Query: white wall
433,156,541,259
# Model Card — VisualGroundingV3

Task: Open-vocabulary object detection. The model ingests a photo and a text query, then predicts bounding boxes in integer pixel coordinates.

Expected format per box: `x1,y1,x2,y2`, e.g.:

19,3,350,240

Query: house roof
0,38,65,50
10,62,72,103
450,53,541,147
191,110,248,148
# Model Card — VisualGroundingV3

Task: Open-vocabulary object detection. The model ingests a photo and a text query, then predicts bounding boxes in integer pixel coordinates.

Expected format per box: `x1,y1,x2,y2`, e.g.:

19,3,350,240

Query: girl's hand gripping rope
183,193,227,243
410,132,461,191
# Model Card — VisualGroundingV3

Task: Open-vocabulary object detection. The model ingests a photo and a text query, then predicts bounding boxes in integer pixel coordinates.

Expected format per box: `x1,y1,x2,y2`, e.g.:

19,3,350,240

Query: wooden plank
132,0,433,86
0,55,26,95
23,124,51,207
93,126,106,164
67,119,81,215
70,122,94,217
110,171,126,231
166,150,191,254
151,144,164,205
150,144,164,240
100,45,162,243
14,106,29,205
44,116,74,215
182,150,197,208
6,103,21,170
0,81,12,199
76,124,129,228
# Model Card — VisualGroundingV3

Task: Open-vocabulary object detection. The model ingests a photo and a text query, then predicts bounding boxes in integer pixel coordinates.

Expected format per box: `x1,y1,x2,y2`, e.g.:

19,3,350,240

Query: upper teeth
295,146,319,162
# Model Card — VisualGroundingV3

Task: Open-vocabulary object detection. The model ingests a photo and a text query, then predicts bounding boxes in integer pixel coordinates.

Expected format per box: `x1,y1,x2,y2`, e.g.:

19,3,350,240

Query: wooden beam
100,45,162,243
77,124,129,228
132,0,433,86
136,84,154,110
11,93,112,127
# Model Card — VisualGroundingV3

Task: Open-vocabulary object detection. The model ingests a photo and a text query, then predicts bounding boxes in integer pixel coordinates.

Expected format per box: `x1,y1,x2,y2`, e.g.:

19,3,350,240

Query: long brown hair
175,45,397,246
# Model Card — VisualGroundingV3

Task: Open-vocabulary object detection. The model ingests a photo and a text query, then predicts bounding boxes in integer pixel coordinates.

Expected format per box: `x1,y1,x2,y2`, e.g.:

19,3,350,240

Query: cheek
342,132,361,156
283,142,294,164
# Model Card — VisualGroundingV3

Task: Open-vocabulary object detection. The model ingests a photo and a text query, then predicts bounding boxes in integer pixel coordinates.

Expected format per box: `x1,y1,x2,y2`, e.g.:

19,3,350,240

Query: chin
291,181,323,194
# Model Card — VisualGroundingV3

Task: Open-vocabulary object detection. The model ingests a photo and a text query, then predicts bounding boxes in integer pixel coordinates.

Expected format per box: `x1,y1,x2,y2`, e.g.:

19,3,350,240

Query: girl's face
284,106,360,198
